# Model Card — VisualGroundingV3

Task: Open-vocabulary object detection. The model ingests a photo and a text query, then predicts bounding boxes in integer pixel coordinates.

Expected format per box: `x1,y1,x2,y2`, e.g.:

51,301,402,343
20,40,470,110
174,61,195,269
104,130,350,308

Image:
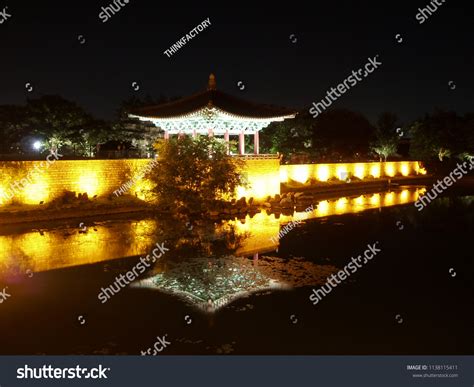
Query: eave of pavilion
128,74,296,136
129,104,295,135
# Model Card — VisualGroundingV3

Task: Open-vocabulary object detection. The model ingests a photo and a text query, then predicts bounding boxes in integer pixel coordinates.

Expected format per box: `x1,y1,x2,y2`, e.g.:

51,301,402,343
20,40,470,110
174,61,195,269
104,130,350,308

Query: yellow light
22,178,49,204
354,195,365,206
76,173,100,196
0,219,161,276
370,193,381,205
237,159,280,200
400,162,410,176
316,165,330,182
354,164,366,179
336,165,348,181
414,162,419,173
0,185,7,205
335,197,348,213
230,210,280,255
252,180,267,199
400,189,409,203
279,167,288,184
132,179,154,201
415,187,426,200
316,200,330,216
291,165,310,184
369,164,381,178
384,191,395,206
385,163,395,177
236,186,248,199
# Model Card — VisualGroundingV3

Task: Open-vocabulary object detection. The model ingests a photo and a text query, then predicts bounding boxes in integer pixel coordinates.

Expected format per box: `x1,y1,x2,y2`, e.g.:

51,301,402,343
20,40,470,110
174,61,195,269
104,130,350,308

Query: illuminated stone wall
0,159,425,207
280,161,425,184
236,157,281,200
0,159,152,206
0,158,281,206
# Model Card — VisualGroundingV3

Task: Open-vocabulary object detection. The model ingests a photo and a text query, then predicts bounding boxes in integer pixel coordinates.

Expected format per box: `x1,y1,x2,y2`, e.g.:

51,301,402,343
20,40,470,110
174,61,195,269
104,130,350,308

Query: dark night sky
1,0,472,125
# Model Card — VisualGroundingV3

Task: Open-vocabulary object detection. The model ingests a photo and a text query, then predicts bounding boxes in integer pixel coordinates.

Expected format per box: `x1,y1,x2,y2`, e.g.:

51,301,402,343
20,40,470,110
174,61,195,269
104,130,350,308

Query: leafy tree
310,108,375,161
25,95,93,153
148,136,246,213
460,113,474,159
409,109,464,162
67,119,112,156
113,95,181,155
261,108,375,161
0,105,28,154
371,112,400,161
260,110,313,157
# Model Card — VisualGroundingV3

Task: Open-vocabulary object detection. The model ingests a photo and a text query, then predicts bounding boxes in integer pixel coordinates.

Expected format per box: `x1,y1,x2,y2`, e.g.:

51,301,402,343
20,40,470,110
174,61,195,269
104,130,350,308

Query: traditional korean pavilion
129,74,296,154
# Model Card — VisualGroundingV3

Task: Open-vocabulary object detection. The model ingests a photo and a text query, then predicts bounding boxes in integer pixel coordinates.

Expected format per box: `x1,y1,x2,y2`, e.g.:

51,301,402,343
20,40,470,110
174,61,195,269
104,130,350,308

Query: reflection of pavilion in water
132,255,289,313
0,188,424,281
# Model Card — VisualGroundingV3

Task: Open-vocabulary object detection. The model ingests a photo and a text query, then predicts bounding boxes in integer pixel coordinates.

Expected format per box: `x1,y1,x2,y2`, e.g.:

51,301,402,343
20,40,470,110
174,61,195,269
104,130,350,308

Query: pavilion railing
232,154,280,160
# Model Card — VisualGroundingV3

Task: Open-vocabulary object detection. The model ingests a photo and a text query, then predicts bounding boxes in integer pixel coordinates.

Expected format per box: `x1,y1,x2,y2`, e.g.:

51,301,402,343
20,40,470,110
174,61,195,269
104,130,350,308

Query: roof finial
207,73,216,90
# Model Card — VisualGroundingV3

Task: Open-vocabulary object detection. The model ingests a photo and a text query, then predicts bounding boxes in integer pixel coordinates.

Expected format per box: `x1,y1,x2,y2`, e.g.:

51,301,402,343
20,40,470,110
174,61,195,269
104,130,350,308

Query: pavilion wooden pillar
164,130,169,140
192,129,197,138
254,131,260,155
208,128,213,137
239,130,245,155
224,129,230,154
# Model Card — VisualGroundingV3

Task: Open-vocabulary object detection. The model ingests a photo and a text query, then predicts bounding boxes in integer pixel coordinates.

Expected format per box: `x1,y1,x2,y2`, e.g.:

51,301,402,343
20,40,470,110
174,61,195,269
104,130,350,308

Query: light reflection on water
0,188,424,278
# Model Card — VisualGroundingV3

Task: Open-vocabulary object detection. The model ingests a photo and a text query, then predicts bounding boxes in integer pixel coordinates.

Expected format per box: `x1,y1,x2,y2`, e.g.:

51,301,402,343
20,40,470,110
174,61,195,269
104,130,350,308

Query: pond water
0,186,472,355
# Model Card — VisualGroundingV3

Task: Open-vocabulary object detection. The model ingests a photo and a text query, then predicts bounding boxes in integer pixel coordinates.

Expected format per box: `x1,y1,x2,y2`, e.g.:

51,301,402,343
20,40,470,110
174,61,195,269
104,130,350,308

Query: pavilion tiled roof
130,74,296,120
